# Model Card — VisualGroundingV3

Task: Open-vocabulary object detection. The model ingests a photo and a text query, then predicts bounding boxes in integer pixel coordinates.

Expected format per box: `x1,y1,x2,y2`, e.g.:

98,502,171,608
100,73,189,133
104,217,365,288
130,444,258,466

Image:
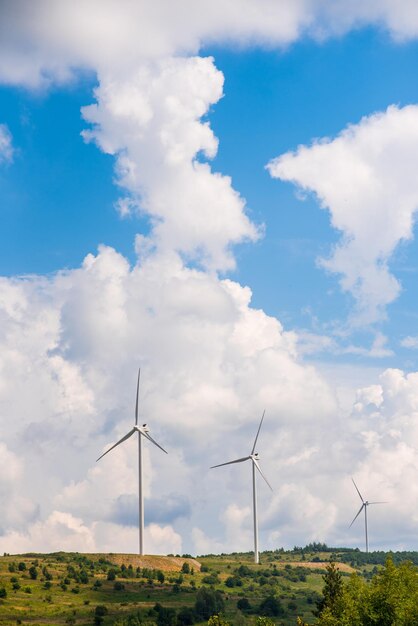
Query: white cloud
1,246,418,551
268,105,418,325
82,56,259,270
2,1,418,556
400,335,418,349
3,2,418,90
0,124,13,163
0,245,339,553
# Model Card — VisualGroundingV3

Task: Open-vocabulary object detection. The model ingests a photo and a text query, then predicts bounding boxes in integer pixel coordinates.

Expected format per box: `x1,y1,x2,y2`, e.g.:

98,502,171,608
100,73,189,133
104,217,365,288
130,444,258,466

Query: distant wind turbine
349,478,387,553
211,411,272,564
96,369,167,555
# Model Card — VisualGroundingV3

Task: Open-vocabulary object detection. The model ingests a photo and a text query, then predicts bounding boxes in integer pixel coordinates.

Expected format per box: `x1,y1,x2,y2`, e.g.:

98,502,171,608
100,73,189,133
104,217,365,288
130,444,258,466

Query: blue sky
2,2,418,555
3,27,418,367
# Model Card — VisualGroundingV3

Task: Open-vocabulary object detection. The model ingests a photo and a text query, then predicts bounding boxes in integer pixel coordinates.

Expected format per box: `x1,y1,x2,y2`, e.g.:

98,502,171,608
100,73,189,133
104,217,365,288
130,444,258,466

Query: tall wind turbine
211,411,272,564
96,369,167,555
349,478,386,553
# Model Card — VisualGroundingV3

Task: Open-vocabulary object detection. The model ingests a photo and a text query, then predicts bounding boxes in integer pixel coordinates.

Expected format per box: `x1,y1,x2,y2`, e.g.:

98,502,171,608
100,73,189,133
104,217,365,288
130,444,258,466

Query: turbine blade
349,503,364,528
141,430,168,454
251,409,266,455
211,456,251,469
96,427,136,462
352,477,365,503
253,458,273,491
135,368,141,426
368,501,388,505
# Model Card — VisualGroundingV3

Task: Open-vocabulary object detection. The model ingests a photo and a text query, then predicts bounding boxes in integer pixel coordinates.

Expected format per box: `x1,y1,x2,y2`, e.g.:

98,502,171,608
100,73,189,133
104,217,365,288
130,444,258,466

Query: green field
0,546,416,625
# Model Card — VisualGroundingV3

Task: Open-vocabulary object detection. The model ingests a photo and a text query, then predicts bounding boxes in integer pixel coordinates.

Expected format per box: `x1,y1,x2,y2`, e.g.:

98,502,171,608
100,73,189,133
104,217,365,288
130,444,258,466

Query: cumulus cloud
0,244,341,553
0,247,418,552
3,1,418,89
2,1,418,556
268,105,418,325
82,56,258,270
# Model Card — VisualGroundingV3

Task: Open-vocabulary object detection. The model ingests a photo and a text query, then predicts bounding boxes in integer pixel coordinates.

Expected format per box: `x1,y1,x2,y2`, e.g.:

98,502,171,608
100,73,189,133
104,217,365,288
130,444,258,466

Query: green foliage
18,562,26,571
315,562,344,618
29,565,38,580
195,587,225,620
0,586,7,598
94,604,108,626
207,616,231,625
314,558,418,626
181,562,190,574
237,597,252,612
258,594,284,617
107,568,117,581
114,580,125,591
177,606,196,624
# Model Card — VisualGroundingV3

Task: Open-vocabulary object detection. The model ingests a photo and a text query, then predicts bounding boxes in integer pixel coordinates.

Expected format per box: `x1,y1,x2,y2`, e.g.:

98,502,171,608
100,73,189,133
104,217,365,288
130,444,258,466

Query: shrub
114,581,125,591
29,566,38,580
107,569,116,581
181,562,190,574
0,586,7,598
18,562,26,571
94,604,108,626
195,587,224,620
258,595,284,617
237,598,252,612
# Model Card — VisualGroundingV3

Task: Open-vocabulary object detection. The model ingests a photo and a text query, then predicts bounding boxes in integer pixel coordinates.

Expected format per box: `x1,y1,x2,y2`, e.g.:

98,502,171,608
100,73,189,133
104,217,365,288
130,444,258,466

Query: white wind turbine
349,478,387,553
211,411,272,564
96,369,167,555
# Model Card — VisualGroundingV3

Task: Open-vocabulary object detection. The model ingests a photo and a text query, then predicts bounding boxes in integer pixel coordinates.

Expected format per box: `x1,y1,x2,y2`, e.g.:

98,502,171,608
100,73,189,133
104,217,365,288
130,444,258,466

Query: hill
0,546,417,625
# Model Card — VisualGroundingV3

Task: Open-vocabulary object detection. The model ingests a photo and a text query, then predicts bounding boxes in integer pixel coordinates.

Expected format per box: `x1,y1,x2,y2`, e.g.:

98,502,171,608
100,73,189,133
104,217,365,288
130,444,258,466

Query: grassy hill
0,546,417,625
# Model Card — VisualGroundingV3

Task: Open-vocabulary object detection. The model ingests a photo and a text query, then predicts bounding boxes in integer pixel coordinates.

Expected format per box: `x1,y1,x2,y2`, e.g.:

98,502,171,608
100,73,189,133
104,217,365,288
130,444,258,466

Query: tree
0,586,7,599
94,605,108,626
181,562,191,574
29,565,38,580
157,570,165,584
258,595,284,617
315,562,343,618
177,607,196,625
237,597,252,612
195,588,225,620
107,568,116,581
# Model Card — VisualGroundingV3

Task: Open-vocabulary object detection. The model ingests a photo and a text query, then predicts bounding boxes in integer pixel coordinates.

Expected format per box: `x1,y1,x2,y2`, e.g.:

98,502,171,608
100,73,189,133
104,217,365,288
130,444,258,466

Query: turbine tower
96,369,167,555
211,411,272,564
349,478,386,553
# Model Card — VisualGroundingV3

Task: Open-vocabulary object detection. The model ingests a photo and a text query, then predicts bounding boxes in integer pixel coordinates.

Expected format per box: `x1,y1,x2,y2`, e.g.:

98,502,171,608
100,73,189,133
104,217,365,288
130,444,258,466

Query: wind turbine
349,478,386,553
96,369,167,555
211,411,272,564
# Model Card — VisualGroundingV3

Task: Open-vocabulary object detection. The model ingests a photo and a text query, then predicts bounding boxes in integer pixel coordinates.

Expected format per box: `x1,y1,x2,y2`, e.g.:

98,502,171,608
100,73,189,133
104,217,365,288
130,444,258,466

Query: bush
114,581,125,591
29,566,38,580
107,569,117,581
0,586,7,599
181,562,190,574
94,604,108,626
237,598,252,612
177,606,196,625
258,595,284,617
195,588,224,620
18,562,26,571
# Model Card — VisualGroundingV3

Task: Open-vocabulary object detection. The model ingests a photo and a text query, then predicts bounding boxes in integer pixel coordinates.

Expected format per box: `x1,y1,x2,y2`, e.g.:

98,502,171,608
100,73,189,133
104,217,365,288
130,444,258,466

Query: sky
2,0,418,556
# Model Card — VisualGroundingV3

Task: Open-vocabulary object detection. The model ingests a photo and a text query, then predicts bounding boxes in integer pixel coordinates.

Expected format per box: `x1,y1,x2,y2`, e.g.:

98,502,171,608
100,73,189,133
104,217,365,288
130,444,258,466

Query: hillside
0,546,417,625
